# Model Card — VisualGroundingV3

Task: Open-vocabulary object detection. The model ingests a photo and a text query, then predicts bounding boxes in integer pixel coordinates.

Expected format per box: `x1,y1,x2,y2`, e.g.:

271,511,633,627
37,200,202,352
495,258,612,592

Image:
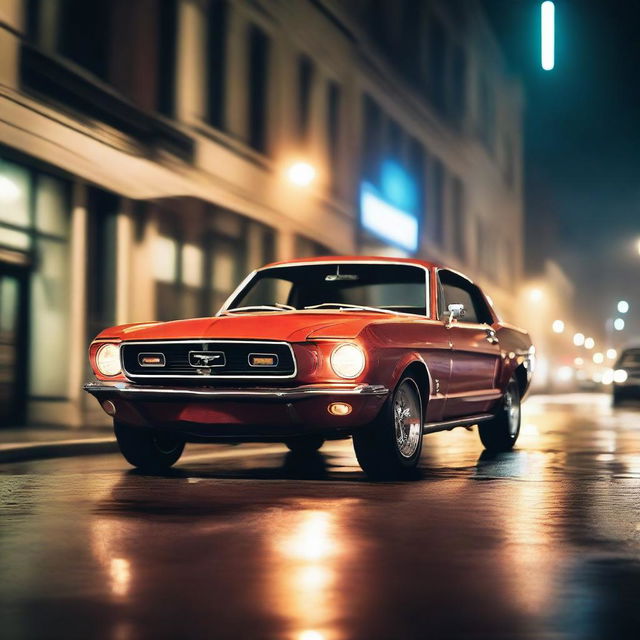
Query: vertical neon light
541,1,555,70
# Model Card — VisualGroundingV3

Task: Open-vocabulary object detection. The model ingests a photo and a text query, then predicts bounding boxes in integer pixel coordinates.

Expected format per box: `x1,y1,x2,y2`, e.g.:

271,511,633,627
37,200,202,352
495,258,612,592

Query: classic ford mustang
85,256,534,478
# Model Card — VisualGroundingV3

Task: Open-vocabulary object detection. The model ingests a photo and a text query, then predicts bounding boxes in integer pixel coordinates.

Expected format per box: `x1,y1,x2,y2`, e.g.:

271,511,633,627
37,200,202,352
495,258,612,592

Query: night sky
483,0,640,342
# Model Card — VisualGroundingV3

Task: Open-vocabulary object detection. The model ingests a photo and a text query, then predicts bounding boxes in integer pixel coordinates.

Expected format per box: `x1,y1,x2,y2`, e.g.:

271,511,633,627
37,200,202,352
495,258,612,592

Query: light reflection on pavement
1,393,640,639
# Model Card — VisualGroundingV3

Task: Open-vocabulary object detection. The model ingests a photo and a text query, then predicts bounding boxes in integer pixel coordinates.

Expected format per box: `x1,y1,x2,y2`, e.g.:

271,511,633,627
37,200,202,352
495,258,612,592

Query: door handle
485,328,499,344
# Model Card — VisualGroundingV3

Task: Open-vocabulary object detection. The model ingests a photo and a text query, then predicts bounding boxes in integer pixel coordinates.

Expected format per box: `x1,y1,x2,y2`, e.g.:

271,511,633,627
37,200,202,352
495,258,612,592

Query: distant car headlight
96,343,122,377
613,369,628,384
330,343,365,379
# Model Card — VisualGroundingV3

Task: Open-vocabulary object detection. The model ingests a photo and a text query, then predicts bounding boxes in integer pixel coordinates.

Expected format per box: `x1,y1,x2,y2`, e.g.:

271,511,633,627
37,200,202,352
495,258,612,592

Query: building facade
0,0,524,427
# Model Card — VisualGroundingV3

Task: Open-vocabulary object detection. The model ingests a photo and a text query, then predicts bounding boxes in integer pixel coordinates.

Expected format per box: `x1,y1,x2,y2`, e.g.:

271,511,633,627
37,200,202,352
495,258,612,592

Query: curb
0,438,118,464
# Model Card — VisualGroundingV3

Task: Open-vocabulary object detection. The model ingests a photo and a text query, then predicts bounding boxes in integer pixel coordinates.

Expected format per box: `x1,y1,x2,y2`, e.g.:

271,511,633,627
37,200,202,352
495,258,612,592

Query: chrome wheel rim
504,383,520,437
394,380,422,458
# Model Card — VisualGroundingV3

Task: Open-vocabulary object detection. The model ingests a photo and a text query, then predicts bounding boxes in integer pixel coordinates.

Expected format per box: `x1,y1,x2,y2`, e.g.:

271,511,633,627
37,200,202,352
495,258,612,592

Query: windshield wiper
221,303,295,314
303,302,396,315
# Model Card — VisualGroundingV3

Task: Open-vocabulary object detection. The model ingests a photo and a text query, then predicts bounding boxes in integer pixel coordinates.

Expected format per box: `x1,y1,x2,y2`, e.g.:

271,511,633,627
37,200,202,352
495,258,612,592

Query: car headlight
330,343,365,379
613,369,628,384
96,343,122,377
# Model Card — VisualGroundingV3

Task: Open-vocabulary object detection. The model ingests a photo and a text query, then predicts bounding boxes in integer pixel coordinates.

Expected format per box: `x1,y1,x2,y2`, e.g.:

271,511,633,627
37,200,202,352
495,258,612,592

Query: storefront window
30,237,70,397
1,156,72,399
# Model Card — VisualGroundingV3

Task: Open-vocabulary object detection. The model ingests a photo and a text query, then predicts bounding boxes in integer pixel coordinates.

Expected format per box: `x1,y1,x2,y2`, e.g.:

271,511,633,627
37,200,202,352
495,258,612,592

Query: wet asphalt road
2,394,640,640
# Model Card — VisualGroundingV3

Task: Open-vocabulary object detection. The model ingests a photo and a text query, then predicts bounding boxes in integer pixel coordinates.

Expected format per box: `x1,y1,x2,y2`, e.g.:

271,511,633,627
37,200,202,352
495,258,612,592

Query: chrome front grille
121,340,296,381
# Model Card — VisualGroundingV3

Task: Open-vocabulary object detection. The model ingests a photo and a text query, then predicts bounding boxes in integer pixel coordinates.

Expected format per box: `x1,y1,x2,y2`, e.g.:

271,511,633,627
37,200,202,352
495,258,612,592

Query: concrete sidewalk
0,426,118,463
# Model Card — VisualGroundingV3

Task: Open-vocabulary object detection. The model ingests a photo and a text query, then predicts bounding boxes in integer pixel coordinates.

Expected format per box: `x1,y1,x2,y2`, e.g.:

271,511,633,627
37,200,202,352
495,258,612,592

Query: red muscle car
85,256,534,478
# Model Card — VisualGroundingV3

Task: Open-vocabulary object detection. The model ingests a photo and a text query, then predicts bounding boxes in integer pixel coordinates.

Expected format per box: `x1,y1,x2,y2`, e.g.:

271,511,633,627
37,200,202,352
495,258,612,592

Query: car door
437,270,501,419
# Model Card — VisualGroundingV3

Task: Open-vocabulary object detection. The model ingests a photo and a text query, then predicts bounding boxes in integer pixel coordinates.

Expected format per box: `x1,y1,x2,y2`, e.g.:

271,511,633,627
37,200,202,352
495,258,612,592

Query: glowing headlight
613,369,628,384
96,343,122,377
330,344,365,379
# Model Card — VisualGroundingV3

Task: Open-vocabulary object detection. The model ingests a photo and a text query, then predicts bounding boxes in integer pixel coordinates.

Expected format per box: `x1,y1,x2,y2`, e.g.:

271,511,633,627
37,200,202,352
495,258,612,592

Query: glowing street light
529,288,543,302
584,337,595,350
286,161,316,187
552,319,565,334
617,300,629,314
541,1,555,71
614,318,625,331
606,348,617,360
593,352,604,364
573,333,585,347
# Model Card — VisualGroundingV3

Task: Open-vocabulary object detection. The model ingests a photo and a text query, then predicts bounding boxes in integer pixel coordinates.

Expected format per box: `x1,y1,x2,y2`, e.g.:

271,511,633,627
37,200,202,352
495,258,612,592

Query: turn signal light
328,402,352,416
249,354,277,367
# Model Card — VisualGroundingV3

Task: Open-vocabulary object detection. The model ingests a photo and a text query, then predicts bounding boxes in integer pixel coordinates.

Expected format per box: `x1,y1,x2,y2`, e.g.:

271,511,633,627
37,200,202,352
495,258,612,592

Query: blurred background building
0,0,525,427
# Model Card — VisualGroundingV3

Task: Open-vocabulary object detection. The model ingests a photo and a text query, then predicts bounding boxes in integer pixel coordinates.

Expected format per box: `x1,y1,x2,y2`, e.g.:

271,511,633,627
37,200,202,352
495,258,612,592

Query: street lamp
286,161,316,187
607,348,617,360
541,1,555,71
584,337,595,350
614,318,625,331
552,319,565,333
573,332,585,347
529,288,543,302
593,352,604,364
617,300,629,314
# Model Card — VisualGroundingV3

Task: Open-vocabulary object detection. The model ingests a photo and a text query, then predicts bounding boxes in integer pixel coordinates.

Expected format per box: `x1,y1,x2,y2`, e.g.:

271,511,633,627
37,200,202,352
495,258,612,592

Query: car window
437,269,493,324
619,350,640,368
442,283,479,323
227,263,428,316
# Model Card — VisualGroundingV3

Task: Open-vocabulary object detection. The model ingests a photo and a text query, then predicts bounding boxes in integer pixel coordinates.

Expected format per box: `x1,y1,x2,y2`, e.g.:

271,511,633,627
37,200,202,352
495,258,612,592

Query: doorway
0,263,28,426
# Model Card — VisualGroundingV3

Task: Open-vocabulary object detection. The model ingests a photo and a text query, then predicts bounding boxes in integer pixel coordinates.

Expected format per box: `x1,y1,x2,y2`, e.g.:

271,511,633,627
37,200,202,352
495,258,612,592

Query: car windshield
223,263,428,316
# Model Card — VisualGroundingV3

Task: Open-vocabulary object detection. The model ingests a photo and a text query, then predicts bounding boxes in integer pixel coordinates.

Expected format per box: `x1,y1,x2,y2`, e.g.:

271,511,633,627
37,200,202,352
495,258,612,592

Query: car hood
95,311,389,343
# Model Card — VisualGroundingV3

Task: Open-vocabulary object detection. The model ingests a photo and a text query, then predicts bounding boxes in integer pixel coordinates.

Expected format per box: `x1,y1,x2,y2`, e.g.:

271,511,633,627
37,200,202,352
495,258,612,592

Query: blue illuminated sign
360,161,420,253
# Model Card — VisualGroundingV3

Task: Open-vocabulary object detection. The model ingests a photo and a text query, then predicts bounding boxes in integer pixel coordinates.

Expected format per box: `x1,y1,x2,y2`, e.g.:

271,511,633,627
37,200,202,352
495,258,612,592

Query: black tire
478,377,521,452
284,435,325,453
114,422,185,472
353,375,423,479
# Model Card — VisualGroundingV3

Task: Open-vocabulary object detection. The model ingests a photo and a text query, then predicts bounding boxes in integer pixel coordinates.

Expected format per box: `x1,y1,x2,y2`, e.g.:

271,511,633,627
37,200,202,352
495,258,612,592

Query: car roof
262,255,442,271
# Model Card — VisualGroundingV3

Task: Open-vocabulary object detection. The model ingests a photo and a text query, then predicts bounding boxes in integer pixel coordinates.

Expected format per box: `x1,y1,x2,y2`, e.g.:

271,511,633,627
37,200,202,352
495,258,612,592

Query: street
1,393,640,640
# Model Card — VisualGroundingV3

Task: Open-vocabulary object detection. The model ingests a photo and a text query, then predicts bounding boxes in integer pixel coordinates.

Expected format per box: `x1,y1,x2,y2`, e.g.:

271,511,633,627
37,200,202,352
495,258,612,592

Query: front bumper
83,381,389,441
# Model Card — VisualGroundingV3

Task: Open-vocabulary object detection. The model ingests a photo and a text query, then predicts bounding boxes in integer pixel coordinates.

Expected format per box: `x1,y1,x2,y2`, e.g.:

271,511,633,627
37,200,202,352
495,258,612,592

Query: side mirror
446,303,465,326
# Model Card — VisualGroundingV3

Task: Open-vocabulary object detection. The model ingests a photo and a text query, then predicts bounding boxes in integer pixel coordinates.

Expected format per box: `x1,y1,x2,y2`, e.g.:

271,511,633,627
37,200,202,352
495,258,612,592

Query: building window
451,44,467,126
206,0,228,130
427,15,447,113
503,133,515,187
386,119,404,159
0,156,72,399
431,158,445,246
362,96,384,181
156,0,178,117
247,25,270,153
326,81,341,194
451,176,466,260
295,235,332,258
478,73,496,153
27,0,178,117
86,188,118,343
407,137,426,230
296,55,315,142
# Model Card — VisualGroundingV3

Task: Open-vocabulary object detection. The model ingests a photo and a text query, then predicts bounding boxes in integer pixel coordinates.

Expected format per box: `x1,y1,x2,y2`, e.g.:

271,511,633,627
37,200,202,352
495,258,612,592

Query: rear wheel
478,377,521,452
114,422,185,472
353,375,423,479
284,435,325,454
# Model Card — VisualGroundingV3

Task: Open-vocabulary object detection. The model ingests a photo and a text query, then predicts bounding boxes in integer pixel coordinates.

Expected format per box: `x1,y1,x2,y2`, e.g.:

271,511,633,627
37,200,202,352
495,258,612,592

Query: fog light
102,400,116,416
328,402,352,416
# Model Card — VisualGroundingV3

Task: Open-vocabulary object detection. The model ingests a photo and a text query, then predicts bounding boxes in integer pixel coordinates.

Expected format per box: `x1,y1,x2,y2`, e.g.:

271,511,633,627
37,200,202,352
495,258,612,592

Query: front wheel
114,422,185,472
478,377,521,452
353,376,423,479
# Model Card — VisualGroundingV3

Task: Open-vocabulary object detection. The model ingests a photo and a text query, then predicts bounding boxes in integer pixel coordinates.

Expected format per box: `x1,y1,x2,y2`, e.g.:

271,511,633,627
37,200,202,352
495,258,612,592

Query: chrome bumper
83,381,389,401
